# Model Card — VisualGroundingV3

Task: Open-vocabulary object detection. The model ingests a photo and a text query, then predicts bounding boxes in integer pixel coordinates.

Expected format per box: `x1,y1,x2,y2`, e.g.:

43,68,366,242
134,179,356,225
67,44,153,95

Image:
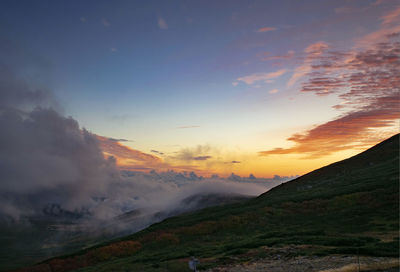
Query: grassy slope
16,134,399,272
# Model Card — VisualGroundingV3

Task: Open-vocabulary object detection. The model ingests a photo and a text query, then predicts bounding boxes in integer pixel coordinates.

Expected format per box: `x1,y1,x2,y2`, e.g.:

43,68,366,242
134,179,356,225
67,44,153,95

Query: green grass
15,134,400,272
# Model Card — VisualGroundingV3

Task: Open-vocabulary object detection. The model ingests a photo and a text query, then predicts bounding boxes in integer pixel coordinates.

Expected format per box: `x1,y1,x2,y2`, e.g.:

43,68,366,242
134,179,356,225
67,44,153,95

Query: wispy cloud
150,149,164,156
97,136,161,164
287,41,329,87
237,69,287,85
269,89,279,94
106,137,131,142
110,48,118,52
261,50,295,61
176,125,200,129
381,5,400,25
193,155,212,161
158,17,168,29
353,5,400,49
334,6,360,14
80,17,87,23
256,26,276,33
102,18,110,27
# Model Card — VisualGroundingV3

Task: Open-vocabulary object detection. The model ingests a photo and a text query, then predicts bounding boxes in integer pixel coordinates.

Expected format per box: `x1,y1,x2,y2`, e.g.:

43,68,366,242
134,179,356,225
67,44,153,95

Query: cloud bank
0,68,119,218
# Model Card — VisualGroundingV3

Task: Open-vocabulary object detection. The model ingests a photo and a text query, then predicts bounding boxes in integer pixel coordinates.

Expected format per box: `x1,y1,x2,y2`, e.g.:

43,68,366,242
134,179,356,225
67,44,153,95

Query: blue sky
1,0,399,176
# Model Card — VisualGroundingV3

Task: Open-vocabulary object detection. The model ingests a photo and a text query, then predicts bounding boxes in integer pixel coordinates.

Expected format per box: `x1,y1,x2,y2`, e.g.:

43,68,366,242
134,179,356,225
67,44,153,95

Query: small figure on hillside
189,256,200,271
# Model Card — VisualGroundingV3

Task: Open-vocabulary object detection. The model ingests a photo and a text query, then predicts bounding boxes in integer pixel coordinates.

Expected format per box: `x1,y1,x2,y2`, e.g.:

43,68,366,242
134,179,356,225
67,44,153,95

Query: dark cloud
193,155,212,161
0,107,118,218
225,160,241,164
150,149,164,155
107,138,131,142
0,43,119,219
0,65,58,111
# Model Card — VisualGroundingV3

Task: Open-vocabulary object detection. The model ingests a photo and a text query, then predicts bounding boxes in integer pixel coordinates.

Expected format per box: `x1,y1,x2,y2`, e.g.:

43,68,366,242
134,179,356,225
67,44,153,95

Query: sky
1,0,399,178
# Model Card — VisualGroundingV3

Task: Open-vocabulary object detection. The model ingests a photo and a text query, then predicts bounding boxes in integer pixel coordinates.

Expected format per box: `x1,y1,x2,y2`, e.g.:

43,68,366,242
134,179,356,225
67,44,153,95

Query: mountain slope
17,134,399,272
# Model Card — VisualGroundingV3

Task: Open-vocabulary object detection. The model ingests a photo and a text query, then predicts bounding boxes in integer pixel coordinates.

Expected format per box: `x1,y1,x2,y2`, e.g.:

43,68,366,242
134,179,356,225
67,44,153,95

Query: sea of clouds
0,57,295,227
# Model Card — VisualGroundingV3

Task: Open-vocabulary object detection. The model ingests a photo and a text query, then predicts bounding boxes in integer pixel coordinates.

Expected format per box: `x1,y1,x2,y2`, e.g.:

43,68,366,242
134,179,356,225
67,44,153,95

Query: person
188,256,199,271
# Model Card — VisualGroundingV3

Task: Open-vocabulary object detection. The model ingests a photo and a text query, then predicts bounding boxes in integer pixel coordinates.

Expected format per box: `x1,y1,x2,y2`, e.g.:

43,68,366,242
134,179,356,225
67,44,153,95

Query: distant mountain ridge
257,133,399,204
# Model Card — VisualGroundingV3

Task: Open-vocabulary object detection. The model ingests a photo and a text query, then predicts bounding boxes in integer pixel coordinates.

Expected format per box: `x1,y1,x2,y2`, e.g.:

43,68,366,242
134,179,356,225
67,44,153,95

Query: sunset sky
1,0,399,177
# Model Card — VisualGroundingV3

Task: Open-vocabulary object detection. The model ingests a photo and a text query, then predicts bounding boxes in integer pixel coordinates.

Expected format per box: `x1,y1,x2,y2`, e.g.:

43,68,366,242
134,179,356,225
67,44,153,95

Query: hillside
16,134,399,272
0,192,252,272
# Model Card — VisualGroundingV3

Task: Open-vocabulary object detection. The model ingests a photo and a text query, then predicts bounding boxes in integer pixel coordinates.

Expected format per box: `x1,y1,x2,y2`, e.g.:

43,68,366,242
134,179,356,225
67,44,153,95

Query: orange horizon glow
97,131,398,179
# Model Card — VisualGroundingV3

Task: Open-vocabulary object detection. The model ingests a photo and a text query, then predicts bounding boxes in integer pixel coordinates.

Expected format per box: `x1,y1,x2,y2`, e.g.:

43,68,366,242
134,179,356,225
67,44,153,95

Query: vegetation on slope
16,134,399,272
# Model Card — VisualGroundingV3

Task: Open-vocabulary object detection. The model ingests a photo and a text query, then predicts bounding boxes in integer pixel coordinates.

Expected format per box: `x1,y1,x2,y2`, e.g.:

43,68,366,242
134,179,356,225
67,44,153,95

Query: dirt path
205,255,398,272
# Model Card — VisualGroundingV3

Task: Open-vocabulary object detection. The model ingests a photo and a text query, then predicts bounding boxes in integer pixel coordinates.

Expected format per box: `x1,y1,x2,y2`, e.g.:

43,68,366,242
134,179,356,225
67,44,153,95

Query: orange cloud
97,136,161,163
259,103,399,158
96,136,163,170
96,136,214,175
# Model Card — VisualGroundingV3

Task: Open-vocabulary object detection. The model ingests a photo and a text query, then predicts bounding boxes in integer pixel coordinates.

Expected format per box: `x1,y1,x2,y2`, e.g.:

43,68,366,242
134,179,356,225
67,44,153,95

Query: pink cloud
260,27,399,158
381,5,400,25
158,17,168,29
287,42,329,87
101,18,110,27
261,50,295,61
237,69,287,85
256,26,276,32
287,64,312,87
304,41,329,57
353,5,400,49
269,89,279,94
